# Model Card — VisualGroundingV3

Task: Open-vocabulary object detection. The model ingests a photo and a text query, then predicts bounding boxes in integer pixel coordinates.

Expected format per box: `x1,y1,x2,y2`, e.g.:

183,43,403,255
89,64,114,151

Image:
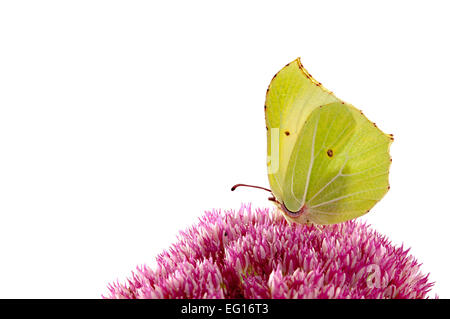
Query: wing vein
300,113,320,206
309,187,387,209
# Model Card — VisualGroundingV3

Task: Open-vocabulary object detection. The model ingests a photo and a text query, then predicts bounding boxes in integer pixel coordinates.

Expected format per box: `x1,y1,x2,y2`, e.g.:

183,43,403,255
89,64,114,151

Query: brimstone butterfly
232,58,393,225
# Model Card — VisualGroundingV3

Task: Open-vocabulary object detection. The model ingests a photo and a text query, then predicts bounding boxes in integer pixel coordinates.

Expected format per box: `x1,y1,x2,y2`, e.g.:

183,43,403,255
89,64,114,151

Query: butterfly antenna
231,183,272,193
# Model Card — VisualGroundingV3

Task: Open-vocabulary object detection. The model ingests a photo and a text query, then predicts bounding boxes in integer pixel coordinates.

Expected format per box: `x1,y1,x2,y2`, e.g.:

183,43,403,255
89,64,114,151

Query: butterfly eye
284,131,290,136
327,149,334,157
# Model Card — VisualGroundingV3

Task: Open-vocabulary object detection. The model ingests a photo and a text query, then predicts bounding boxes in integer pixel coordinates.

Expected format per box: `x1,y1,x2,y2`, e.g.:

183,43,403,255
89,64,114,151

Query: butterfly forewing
265,58,340,203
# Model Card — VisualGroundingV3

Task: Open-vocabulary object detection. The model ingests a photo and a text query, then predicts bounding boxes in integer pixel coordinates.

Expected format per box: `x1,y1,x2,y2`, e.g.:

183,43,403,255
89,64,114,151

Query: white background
0,1,448,298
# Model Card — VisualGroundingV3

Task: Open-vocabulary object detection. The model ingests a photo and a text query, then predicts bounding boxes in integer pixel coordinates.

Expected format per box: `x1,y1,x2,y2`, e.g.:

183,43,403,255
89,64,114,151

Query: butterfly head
231,183,313,224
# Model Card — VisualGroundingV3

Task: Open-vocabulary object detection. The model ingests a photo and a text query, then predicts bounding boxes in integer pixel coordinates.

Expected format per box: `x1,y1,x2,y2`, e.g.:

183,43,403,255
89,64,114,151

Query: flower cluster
105,204,433,299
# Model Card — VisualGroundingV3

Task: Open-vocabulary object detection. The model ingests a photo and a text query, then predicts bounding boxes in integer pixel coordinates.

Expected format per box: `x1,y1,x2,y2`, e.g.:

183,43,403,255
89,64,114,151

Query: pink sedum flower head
105,204,433,299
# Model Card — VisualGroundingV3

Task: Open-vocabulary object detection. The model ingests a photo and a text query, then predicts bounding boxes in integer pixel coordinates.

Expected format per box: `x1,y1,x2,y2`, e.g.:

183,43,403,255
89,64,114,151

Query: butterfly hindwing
282,103,357,213
283,102,392,224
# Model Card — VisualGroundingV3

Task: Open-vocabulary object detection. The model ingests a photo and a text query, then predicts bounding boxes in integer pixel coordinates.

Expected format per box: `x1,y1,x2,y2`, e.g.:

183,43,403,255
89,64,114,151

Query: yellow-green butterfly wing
265,59,392,225
265,58,341,202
